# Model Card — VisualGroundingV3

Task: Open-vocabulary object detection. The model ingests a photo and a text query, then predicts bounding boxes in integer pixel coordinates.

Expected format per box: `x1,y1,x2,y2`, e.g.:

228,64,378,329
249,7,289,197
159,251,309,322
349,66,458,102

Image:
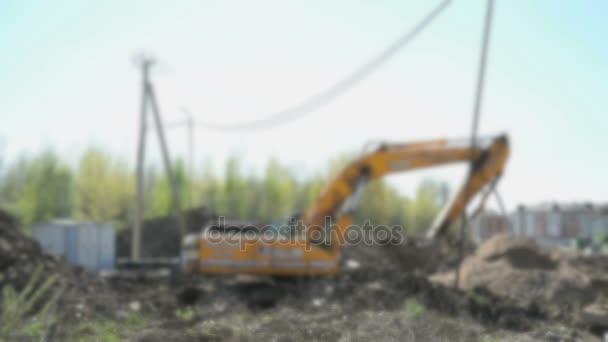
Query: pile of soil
331,243,552,329
0,211,56,290
0,210,176,325
430,234,603,327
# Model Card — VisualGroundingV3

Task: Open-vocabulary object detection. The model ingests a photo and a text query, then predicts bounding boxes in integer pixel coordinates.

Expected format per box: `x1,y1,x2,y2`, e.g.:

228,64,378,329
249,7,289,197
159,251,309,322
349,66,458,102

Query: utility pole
133,58,152,261
147,83,187,239
186,111,195,207
456,0,494,287
160,110,196,208
132,56,187,262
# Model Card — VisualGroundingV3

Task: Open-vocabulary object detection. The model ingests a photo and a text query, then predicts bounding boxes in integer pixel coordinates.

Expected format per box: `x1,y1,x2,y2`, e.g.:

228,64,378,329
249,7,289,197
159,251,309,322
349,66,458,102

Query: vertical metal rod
186,112,194,207
492,187,514,233
132,59,152,261
493,187,508,218
146,83,187,239
456,0,494,288
470,2,494,148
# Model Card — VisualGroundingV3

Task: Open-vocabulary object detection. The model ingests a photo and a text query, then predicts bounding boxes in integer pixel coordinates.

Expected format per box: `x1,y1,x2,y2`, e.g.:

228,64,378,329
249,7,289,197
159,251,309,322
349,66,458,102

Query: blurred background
1,1,608,340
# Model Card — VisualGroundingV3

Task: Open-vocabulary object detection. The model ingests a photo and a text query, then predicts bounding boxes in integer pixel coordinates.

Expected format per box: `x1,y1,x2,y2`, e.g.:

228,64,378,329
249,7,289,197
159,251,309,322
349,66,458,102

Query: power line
187,0,451,132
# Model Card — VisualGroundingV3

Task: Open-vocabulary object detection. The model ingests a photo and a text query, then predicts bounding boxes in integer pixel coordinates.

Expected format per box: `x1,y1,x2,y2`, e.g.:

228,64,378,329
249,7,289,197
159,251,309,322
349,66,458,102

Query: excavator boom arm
302,134,509,243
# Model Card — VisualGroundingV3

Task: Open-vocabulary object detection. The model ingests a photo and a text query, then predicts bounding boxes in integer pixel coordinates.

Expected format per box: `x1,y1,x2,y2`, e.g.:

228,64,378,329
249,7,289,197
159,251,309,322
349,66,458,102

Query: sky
1,0,607,210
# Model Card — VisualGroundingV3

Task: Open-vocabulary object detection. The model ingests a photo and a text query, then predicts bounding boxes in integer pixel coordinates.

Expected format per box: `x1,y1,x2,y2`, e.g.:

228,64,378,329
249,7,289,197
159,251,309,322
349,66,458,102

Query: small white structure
32,219,115,273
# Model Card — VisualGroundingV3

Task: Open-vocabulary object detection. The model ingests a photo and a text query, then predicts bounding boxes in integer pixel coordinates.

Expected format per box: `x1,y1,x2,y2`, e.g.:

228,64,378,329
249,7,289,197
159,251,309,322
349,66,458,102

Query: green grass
175,307,195,321
0,265,64,340
67,311,147,341
74,321,122,342
480,336,500,342
403,298,425,317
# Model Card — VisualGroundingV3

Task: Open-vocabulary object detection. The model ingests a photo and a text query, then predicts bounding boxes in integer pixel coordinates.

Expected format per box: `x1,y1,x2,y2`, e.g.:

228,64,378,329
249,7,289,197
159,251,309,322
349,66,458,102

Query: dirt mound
0,210,59,289
431,233,599,328
475,233,557,269
0,210,133,324
458,256,591,308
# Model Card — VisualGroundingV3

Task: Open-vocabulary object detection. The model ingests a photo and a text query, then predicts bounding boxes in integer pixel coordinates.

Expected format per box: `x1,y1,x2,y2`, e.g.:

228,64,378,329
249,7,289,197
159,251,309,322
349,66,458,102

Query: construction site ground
2,211,608,341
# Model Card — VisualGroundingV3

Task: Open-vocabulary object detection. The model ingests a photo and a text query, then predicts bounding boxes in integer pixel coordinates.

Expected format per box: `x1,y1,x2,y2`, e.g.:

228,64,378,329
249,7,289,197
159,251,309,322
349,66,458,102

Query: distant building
470,211,511,241
471,202,608,247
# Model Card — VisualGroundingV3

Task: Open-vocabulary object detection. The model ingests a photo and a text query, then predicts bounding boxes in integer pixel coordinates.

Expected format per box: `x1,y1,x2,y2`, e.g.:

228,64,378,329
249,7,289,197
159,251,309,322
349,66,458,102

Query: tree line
0,148,450,233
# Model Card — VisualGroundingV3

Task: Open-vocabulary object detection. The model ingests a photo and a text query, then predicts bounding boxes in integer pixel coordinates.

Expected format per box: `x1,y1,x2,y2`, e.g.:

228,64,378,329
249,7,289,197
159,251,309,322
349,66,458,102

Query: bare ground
1,214,605,341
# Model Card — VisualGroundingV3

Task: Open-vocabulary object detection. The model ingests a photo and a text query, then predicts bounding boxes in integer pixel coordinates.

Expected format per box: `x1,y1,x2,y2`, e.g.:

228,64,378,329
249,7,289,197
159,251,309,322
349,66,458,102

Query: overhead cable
190,0,451,132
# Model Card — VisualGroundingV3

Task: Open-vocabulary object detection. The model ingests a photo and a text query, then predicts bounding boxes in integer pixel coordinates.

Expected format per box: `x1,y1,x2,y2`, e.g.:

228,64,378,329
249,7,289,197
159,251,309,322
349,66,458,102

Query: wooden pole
132,58,153,261
146,83,187,239
456,0,494,288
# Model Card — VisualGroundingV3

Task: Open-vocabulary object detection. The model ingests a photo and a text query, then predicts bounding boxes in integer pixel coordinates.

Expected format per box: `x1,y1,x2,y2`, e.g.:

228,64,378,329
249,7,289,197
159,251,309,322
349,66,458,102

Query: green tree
293,173,325,213
406,179,448,233
73,148,133,226
0,157,30,214
150,159,190,217
259,159,296,220
356,179,407,227
0,147,453,233
221,156,249,218
197,159,224,214
15,150,73,227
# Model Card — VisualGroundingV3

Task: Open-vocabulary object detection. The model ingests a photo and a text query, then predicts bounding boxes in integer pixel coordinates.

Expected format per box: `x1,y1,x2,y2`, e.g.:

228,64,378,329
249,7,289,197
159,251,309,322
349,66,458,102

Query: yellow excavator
182,134,509,275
